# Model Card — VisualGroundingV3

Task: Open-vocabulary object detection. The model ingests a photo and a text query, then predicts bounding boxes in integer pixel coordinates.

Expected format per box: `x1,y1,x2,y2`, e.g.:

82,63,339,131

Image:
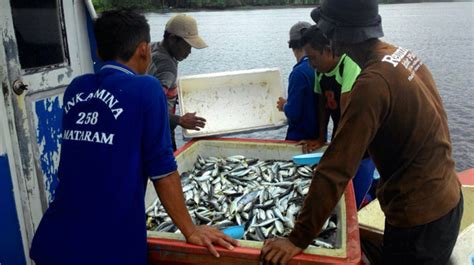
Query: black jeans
382,193,463,265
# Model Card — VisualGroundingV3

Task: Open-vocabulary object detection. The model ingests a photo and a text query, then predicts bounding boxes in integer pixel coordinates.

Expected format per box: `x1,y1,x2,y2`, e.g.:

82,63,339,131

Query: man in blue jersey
276,21,319,141
30,9,238,265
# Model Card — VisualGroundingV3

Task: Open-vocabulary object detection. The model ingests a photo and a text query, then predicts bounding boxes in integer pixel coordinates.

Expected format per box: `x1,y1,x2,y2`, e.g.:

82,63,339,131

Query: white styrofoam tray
178,68,287,138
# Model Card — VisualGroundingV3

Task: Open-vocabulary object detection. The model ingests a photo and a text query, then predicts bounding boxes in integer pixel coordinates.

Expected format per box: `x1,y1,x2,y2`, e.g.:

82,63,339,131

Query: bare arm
153,171,195,237
169,113,180,131
298,95,329,153
318,94,329,142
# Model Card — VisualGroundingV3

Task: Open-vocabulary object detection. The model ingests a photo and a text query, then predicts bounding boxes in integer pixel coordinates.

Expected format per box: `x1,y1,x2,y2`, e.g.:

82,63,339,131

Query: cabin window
10,0,68,70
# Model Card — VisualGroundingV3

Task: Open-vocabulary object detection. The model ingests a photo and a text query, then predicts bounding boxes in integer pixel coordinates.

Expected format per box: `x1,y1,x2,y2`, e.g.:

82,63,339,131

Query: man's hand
297,139,326,153
260,238,302,265
179,112,206,130
277,97,287,112
186,225,240,258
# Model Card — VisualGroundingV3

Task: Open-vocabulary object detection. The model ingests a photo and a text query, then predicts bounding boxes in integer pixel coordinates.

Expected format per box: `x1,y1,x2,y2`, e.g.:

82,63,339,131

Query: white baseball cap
166,14,208,49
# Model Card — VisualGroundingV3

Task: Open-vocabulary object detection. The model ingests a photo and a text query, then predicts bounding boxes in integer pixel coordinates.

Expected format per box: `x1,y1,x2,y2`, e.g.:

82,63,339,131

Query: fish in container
146,154,339,249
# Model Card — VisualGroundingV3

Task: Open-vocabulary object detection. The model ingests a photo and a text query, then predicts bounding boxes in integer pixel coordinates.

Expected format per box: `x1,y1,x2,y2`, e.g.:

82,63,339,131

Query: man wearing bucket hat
147,14,208,151
276,21,319,141
261,1,463,264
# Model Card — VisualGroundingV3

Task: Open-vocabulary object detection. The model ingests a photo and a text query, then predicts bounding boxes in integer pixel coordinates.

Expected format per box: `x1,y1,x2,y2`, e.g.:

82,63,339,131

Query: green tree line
93,0,318,11
92,0,456,11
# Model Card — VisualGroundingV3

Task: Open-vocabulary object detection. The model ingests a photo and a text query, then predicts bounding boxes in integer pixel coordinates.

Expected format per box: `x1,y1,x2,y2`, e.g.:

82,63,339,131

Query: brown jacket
289,41,461,248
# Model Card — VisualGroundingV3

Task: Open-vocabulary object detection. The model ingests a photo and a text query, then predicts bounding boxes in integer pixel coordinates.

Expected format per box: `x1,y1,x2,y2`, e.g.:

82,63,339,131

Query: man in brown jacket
260,0,463,264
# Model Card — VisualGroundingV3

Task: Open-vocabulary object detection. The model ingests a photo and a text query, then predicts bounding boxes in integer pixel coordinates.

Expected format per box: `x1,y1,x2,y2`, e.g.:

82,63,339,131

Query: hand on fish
276,97,287,112
297,139,326,153
186,225,240,258
260,237,302,265
179,112,206,130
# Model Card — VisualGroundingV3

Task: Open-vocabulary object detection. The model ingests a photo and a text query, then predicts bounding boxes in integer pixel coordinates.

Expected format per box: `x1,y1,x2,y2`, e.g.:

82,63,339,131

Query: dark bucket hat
311,0,384,44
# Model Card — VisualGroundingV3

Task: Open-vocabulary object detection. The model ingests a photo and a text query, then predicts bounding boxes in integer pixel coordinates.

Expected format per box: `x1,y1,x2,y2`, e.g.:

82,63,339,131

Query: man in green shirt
299,25,360,152
300,25,375,209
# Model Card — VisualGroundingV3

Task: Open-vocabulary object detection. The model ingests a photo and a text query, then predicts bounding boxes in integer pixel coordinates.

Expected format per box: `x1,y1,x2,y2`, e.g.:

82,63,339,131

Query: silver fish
146,155,338,249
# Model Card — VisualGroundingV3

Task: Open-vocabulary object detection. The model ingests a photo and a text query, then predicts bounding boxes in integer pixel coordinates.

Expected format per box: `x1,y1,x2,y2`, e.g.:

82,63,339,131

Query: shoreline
114,4,319,14
95,1,467,14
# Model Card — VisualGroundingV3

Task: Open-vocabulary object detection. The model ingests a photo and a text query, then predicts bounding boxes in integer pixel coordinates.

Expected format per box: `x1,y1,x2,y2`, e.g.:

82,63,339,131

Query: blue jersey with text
30,62,177,265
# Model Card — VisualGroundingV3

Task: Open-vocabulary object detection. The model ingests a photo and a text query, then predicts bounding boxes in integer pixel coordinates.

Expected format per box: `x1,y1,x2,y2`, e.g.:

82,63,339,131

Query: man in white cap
147,14,208,151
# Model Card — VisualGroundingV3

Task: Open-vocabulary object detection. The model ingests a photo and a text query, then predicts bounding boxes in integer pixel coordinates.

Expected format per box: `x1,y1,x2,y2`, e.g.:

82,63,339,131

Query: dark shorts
382,192,464,265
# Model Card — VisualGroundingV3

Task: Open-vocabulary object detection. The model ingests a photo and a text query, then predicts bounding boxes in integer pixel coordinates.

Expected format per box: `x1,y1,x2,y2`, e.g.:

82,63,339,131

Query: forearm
169,113,180,130
289,87,383,248
289,130,366,248
318,115,329,141
288,169,348,248
153,171,195,237
318,98,329,141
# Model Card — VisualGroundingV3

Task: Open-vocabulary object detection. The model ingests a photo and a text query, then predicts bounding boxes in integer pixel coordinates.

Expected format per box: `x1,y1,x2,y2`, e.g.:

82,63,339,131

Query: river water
145,2,474,171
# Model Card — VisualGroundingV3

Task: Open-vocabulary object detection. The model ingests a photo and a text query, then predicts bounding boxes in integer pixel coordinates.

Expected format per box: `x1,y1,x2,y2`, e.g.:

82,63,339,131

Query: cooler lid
178,68,287,139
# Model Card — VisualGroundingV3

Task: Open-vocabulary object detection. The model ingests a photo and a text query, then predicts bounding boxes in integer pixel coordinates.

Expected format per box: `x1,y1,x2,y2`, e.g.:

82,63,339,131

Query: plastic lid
178,68,287,139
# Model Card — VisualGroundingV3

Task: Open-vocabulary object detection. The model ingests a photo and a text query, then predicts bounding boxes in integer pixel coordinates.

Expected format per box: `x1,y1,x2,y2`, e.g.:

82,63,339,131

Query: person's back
30,10,176,265
358,41,460,224
261,1,462,264
285,57,317,140
278,21,318,141
30,62,174,265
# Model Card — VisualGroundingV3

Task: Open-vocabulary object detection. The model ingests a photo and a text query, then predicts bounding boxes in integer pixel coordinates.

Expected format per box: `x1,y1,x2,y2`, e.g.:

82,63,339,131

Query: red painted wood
174,139,197,156
458,168,474,185
148,184,360,265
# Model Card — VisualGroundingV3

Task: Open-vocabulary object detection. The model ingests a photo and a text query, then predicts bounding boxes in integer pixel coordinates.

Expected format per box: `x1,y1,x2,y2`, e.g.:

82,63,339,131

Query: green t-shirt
314,54,361,138
314,54,361,95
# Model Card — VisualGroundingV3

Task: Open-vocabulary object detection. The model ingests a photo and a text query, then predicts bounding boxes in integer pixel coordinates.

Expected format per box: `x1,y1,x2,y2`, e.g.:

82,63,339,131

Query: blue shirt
30,62,177,265
284,56,319,141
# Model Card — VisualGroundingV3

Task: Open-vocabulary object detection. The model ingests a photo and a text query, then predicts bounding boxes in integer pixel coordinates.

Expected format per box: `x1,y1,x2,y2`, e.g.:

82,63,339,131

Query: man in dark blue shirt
30,9,237,265
277,21,319,141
